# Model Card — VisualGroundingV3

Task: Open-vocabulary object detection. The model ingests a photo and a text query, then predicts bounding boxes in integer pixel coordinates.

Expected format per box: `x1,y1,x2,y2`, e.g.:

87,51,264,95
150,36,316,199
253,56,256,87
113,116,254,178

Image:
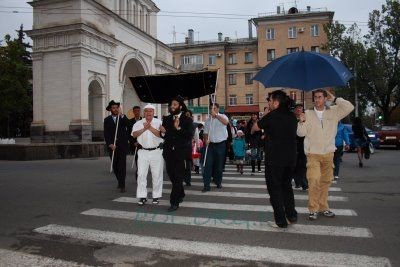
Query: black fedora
106,100,120,111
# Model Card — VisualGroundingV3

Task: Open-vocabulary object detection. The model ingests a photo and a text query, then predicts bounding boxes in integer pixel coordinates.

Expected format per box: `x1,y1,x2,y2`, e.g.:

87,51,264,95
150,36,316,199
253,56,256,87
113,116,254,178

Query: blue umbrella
253,51,353,91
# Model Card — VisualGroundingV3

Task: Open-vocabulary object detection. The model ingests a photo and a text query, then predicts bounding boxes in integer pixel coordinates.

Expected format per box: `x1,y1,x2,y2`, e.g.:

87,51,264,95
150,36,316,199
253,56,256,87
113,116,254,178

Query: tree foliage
323,0,400,123
0,25,32,137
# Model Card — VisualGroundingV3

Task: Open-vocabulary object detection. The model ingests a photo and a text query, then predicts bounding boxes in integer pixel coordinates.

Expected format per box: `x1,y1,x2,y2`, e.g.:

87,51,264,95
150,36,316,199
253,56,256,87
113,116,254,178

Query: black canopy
129,70,217,103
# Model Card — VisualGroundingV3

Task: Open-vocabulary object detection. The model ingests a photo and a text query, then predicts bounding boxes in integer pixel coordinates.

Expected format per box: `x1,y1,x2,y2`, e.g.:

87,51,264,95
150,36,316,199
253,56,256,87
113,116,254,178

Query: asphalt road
0,148,399,266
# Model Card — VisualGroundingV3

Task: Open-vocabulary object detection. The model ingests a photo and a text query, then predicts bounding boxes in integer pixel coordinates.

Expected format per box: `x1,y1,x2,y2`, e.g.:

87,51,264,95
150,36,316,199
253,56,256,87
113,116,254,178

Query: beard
169,106,181,115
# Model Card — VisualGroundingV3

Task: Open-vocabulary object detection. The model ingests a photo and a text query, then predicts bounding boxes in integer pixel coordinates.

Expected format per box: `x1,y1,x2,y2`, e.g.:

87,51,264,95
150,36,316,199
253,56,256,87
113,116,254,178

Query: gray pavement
0,148,399,266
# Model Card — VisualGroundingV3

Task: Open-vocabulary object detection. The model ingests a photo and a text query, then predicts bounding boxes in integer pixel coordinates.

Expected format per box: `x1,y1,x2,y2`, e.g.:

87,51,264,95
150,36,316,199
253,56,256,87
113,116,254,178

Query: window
311,46,320,53
244,52,253,63
288,26,297,39
267,49,276,61
287,47,299,54
228,74,236,85
188,99,194,106
266,28,275,40
209,54,216,65
289,91,297,102
181,54,203,65
246,94,254,105
228,53,237,64
245,73,253,85
229,95,237,106
311,25,319,37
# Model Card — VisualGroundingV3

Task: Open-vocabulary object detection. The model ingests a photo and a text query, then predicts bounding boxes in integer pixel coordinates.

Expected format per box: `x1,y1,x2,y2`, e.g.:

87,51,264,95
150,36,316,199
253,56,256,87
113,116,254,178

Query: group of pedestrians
103,88,356,226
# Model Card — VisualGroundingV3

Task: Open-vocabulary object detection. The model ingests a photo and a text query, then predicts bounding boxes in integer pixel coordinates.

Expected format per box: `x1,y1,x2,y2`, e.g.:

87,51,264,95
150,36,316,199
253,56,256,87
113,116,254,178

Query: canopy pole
203,69,220,167
110,76,126,173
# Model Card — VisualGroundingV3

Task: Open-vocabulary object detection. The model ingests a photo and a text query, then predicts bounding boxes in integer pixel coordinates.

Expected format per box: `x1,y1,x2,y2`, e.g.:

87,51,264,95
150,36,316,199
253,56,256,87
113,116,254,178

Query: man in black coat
252,90,298,228
160,96,193,212
104,100,130,193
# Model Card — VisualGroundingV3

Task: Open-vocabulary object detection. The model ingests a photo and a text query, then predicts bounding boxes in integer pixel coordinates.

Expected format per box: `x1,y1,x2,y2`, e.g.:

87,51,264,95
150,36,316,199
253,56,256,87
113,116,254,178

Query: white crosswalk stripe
164,181,342,191
113,197,357,216
34,224,390,267
81,208,370,237
161,189,349,201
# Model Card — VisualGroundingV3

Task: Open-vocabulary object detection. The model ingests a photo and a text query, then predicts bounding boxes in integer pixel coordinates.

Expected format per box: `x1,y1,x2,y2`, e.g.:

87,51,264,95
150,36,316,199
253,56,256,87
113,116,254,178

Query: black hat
106,100,120,111
170,95,188,112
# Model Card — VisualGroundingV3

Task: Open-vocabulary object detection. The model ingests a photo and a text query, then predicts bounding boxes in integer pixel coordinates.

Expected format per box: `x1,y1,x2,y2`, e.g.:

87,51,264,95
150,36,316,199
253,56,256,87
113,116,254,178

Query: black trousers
265,165,297,226
165,156,186,206
109,149,127,188
294,154,308,189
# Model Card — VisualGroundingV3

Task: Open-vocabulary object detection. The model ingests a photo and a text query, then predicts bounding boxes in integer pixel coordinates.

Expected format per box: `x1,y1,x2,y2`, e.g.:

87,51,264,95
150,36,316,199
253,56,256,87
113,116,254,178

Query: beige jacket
297,98,354,155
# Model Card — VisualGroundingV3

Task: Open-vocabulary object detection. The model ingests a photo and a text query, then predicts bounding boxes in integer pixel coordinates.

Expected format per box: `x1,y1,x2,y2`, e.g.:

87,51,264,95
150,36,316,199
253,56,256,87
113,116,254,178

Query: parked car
343,124,380,151
377,125,400,149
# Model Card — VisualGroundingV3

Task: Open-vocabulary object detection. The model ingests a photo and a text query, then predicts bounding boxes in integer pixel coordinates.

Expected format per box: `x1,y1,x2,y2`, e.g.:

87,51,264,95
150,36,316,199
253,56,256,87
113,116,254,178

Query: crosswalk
26,163,391,266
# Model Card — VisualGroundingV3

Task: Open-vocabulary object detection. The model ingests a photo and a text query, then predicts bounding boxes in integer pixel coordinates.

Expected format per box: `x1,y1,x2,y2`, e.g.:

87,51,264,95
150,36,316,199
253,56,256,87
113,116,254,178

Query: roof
225,105,260,113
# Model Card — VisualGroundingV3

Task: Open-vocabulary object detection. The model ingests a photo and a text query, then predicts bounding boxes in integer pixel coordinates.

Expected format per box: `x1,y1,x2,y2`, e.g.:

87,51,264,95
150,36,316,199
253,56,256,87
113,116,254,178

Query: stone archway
121,58,146,116
88,79,104,141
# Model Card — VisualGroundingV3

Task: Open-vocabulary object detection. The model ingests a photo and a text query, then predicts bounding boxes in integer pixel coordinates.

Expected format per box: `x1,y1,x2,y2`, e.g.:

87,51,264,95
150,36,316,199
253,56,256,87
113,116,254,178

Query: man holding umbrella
297,90,353,220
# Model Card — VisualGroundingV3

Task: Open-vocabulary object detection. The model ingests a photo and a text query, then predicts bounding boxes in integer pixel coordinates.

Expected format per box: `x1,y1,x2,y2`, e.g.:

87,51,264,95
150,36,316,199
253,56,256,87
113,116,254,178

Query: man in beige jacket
297,89,354,220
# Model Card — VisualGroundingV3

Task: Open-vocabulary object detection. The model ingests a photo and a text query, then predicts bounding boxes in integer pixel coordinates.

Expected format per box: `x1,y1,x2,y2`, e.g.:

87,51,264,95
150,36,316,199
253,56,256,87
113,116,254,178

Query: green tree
323,0,400,124
0,27,32,138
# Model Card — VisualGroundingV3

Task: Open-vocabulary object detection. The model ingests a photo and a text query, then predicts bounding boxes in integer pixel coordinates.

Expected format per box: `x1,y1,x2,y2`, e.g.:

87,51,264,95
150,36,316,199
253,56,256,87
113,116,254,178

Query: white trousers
136,148,164,199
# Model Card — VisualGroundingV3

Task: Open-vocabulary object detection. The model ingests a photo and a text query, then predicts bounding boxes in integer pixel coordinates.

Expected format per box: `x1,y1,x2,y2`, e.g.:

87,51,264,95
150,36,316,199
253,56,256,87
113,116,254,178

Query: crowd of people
103,89,380,227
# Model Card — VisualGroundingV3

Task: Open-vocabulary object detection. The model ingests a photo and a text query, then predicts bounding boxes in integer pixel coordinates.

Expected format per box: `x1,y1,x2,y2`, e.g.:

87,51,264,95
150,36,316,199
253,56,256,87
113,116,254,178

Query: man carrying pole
104,100,130,193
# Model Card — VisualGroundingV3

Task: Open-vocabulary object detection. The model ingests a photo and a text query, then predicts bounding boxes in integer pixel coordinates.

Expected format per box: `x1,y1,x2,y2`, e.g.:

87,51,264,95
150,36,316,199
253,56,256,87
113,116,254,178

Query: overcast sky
0,0,387,45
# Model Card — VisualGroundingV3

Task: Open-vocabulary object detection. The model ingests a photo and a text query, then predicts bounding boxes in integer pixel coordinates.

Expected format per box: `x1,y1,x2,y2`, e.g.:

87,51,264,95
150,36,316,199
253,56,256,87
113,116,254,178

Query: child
232,130,246,174
192,138,203,174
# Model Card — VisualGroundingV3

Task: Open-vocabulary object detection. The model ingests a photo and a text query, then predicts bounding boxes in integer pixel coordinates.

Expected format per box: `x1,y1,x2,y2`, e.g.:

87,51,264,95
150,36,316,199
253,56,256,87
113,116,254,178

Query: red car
378,125,400,149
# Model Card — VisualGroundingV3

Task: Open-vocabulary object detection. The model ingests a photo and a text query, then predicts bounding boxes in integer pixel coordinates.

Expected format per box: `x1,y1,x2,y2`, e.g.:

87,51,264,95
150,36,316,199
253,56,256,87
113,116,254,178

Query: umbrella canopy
129,70,217,103
253,51,353,91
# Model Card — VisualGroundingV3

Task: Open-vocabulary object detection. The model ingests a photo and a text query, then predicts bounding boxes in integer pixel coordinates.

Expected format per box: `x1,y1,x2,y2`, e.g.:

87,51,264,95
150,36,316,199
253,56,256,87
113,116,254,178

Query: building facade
170,7,334,121
27,0,174,142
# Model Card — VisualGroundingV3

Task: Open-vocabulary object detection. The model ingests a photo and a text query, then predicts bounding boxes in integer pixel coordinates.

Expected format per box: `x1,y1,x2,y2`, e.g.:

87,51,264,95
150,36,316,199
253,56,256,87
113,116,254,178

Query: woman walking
352,117,370,168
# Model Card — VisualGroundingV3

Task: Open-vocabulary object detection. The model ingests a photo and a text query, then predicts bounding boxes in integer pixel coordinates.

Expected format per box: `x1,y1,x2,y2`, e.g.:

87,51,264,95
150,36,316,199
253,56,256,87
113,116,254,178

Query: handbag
192,143,200,159
364,142,371,159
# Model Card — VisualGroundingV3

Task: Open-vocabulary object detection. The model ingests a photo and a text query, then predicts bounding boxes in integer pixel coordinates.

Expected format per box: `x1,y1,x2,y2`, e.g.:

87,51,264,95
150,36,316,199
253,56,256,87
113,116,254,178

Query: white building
27,0,174,142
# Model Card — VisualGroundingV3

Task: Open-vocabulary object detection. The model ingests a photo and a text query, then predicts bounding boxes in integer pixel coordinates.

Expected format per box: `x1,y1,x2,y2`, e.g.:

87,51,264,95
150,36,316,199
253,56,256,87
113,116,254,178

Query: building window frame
228,53,237,64
267,49,276,61
208,54,217,66
229,95,237,106
244,52,253,63
245,73,253,85
228,74,237,85
311,24,319,37
287,47,299,54
288,26,297,39
266,28,275,40
181,54,203,65
245,94,254,105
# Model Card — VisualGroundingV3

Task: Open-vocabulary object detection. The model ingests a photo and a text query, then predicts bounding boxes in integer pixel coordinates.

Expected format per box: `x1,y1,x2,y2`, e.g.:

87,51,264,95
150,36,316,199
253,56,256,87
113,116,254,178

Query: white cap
237,130,244,135
144,104,155,110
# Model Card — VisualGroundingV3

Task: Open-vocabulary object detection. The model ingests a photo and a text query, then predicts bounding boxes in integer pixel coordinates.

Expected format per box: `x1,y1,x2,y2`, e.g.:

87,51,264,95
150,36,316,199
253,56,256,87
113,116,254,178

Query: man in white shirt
131,104,164,205
202,103,229,192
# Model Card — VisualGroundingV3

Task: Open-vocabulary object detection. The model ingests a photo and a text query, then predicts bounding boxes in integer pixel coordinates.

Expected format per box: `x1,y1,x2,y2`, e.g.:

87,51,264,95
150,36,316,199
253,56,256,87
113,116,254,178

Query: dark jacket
257,107,297,167
246,120,263,148
104,115,130,154
162,113,193,160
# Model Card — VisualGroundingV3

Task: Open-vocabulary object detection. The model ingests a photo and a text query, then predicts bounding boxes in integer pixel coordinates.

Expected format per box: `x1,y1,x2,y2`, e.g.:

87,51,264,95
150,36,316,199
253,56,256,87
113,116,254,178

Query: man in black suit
160,96,193,212
252,90,298,228
104,100,130,193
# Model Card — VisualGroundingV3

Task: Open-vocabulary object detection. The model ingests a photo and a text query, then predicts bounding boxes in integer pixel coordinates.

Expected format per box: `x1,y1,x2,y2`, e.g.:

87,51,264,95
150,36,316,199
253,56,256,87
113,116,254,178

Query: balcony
180,64,204,72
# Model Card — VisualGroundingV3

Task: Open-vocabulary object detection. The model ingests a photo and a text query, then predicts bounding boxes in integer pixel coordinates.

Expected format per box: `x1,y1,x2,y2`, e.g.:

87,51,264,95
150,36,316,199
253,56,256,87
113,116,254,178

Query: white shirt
204,113,229,143
131,118,163,149
314,107,325,121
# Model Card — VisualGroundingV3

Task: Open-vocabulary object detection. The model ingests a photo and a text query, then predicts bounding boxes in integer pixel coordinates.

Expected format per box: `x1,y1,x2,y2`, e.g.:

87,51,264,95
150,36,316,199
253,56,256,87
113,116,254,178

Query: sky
0,0,387,45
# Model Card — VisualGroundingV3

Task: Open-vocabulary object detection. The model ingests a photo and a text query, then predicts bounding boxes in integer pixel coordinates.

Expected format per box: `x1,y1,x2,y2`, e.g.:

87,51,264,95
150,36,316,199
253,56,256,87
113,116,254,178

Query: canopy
129,70,217,103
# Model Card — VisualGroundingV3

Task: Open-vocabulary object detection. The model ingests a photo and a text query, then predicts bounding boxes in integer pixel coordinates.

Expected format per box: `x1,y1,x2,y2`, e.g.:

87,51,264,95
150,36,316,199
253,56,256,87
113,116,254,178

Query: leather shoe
119,188,126,193
201,188,210,193
167,205,179,212
287,216,297,224
185,182,191,186
216,184,222,189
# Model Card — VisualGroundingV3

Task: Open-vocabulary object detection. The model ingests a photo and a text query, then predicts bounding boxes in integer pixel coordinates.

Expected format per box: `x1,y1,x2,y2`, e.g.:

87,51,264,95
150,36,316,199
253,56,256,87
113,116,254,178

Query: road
0,148,399,266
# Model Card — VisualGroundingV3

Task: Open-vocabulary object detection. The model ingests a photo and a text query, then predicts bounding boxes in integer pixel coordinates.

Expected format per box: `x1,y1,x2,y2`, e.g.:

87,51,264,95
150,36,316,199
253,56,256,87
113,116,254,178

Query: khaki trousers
306,153,334,213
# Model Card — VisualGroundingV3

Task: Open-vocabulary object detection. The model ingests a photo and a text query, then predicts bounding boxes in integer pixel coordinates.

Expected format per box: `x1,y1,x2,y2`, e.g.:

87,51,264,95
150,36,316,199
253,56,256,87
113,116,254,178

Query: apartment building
169,6,334,121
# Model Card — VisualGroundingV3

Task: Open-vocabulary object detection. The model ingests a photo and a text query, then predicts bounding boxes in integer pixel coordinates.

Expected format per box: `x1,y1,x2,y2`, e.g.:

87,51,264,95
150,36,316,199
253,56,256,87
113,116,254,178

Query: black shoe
185,182,191,186
321,210,335,218
287,216,298,224
201,188,210,193
152,198,159,204
167,205,179,212
179,198,183,203
138,198,147,206
216,184,222,189
277,223,288,228
120,188,126,193
308,212,318,221
302,186,309,191
359,162,363,168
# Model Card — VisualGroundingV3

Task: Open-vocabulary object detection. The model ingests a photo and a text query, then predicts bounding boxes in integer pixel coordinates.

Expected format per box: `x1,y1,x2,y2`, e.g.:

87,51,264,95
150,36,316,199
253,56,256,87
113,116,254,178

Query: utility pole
354,62,359,117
